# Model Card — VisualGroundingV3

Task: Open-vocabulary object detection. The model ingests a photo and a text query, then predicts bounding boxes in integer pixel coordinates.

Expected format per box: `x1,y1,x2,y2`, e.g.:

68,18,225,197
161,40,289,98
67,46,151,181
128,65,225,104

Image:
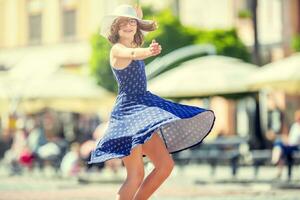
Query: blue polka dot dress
88,59,215,164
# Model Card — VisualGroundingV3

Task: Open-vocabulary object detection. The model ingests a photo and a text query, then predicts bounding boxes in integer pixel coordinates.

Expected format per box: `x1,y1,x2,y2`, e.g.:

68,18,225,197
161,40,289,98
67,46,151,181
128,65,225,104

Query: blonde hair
108,17,157,46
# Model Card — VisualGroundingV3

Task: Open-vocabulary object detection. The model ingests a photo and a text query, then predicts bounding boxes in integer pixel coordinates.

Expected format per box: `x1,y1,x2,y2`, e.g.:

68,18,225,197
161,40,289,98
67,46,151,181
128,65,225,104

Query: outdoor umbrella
249,53,300,94
148,55,258,98
17,73,115,119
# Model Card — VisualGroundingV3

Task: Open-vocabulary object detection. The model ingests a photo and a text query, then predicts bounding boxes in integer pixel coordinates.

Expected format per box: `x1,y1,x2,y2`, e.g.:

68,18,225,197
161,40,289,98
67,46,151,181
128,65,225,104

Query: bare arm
111,41,162,60
111,44,152,60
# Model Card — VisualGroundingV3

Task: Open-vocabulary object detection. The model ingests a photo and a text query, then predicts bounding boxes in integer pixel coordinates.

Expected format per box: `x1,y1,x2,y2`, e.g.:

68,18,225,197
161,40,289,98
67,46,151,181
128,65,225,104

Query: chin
121,33,135,39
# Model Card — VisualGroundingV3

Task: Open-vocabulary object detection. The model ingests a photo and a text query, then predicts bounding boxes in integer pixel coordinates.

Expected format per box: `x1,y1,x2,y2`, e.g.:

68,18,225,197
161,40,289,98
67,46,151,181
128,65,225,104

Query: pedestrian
272,109,300,180
288,109,300,148
88,4,215,200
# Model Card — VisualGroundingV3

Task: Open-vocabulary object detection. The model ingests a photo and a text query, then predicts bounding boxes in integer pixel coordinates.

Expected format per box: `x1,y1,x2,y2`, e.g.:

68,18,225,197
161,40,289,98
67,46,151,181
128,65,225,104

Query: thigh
142,132,173,167
122,145,144,176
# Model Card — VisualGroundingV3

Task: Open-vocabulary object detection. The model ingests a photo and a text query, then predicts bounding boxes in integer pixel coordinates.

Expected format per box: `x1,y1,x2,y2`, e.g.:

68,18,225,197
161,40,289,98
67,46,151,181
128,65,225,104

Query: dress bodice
111,60,147,95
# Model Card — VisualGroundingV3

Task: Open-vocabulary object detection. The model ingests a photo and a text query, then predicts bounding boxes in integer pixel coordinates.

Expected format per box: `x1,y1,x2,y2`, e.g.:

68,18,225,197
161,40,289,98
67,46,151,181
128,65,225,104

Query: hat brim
100,14,153,38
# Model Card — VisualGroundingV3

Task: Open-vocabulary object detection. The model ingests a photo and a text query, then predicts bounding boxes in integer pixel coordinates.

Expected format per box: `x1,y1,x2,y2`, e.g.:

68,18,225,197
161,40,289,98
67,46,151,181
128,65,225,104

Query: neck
119,37,135,48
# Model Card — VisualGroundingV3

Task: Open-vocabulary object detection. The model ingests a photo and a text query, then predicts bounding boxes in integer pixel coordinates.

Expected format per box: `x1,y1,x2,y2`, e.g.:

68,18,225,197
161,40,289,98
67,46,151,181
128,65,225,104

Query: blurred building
0,0,133,74
2,0,298,73
0,0,131,47
177,0,300,62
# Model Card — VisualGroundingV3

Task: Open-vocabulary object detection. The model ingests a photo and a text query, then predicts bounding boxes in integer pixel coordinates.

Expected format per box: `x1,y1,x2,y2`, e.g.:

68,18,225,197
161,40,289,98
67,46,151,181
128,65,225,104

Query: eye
129,19,137,25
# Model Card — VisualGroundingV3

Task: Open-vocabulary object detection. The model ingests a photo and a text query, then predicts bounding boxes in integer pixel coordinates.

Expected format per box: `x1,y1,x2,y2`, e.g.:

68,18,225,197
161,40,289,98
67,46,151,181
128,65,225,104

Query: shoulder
111,43,126,52
111,42,130,57
110,43,128,58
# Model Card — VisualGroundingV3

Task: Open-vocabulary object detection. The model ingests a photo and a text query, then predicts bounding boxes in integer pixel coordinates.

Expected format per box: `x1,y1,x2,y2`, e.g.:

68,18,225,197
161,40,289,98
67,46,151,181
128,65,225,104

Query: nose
125,23,131,28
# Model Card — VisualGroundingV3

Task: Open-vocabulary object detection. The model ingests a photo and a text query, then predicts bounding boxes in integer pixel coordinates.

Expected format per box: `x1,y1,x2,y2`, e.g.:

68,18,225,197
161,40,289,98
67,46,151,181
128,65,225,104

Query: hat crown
100,4,151,38
112,5,138,18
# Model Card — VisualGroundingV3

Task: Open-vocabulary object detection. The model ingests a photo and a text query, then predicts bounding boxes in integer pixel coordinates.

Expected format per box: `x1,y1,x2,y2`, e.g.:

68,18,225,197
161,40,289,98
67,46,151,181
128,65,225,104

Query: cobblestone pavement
0,164,299,200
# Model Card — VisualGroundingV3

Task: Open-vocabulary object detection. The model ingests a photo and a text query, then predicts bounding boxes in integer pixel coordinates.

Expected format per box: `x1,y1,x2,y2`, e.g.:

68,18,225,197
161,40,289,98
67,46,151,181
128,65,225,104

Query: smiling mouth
124,30,133,33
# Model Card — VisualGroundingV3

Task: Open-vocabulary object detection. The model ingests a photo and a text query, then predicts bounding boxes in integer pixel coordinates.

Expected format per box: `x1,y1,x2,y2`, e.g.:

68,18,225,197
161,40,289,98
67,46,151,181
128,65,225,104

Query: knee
127,169,145,187
166,158,175,174
156,158,174,177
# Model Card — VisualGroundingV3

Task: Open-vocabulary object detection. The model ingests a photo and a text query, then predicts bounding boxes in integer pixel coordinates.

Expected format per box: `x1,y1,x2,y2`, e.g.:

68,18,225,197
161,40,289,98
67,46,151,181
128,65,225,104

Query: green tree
143,8,198,64
292,34,300,52
195,29,251,62
89,33,117,93
143,8,250,63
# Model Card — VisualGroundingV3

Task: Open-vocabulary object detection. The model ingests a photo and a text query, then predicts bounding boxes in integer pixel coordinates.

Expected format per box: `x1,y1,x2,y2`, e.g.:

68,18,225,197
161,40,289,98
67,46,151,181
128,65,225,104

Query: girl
89,4,215,200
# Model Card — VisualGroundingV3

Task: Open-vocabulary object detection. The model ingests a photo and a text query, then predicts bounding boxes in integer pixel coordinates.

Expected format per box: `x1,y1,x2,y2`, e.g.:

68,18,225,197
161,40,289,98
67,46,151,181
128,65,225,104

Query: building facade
178,0,300,61
0,0,133,48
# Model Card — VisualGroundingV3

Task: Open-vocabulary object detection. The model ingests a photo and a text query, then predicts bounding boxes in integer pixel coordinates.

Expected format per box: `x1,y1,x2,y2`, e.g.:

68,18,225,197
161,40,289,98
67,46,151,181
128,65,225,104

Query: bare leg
134,132,174,200
272,146,283,179
276,159,284,179
116,145,144,200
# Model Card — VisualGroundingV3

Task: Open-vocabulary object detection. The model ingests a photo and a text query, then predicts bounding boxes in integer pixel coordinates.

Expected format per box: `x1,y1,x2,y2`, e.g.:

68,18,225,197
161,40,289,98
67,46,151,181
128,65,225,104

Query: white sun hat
100,4,153,38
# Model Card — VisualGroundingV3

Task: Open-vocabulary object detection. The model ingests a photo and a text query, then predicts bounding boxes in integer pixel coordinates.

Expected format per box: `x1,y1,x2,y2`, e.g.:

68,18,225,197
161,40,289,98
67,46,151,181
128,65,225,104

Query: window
27,0,43,45
28,14,42,44
246,0,252,10
61,0,78,41
62,9,76,40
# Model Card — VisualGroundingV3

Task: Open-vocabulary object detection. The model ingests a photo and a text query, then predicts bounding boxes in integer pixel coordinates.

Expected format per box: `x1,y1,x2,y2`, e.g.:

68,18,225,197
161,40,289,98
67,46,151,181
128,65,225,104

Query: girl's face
117,17,138,40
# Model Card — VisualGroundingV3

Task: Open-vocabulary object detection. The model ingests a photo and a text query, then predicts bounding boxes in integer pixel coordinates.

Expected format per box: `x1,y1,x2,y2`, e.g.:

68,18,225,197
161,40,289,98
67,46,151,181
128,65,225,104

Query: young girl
89,4,215,200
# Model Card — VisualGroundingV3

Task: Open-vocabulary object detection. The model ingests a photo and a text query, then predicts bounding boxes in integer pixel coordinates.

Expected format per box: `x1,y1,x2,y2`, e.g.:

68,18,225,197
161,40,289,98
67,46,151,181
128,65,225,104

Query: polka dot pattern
88,60,216,164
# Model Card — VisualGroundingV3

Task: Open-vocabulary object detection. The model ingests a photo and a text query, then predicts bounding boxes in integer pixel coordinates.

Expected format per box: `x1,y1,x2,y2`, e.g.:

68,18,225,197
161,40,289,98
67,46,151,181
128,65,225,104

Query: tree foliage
292,35,300,52
195,29,251,62
89,33,117,92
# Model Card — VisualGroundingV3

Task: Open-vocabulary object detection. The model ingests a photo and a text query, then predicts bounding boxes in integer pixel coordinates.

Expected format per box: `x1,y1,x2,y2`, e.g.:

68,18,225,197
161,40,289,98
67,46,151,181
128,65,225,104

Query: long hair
108,17,157,46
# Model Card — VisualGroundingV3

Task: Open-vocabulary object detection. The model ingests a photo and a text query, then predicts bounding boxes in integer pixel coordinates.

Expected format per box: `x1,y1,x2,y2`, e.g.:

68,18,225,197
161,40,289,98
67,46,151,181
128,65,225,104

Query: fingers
150,47,161,55
150,45,159,52
154,45,162,55
150,40,158,48
149,40,162,56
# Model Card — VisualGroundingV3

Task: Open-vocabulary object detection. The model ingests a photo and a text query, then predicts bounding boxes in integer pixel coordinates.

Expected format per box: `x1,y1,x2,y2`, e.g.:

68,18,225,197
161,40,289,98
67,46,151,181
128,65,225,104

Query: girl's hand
134,4,143,19
149,39,162,56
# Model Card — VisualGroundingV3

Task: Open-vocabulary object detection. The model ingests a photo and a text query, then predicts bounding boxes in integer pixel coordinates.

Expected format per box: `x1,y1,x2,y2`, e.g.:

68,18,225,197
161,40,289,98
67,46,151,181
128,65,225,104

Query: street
0,163,299,200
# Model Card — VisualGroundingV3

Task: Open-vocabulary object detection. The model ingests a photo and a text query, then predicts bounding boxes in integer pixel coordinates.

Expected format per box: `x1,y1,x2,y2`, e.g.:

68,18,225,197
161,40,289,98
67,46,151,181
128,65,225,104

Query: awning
148,55,258,98
0,42,115,119
249,53,300,94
